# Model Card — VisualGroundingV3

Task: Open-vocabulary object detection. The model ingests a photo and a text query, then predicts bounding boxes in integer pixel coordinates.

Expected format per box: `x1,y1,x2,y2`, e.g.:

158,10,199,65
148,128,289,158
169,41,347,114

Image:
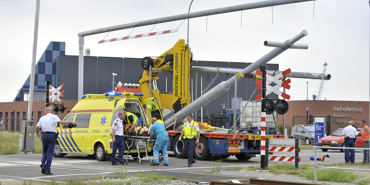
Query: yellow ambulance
53,92,162,161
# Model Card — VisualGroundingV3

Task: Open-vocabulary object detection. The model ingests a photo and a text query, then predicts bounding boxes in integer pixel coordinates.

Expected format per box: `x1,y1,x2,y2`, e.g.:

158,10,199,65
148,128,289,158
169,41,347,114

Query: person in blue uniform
35,107,76,175
149,113,169,166
342,119,358,163
112,112,125,165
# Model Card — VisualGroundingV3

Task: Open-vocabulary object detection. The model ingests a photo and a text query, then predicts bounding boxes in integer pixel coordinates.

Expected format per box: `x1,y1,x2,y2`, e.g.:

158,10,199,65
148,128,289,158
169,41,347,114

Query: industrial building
1,41,368,136
0,41,278,132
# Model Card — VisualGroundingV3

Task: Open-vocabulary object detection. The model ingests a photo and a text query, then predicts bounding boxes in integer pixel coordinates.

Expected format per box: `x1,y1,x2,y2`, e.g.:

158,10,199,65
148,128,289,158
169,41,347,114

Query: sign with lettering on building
314,117,325,146
333,105,363,112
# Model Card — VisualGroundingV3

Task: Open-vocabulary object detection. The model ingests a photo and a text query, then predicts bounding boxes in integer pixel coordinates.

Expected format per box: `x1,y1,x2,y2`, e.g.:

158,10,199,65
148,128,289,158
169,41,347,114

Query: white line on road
21,164,252,180
0,179,15,182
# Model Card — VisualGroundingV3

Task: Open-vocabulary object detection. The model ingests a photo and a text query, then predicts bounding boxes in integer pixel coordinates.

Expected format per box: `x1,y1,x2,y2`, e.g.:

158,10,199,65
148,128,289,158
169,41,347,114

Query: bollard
314,146,317,183
295,139,299,169
265,138,269,168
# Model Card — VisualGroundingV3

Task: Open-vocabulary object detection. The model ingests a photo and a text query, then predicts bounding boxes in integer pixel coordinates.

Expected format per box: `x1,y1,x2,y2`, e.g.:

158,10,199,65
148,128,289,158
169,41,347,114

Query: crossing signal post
255,66,292,170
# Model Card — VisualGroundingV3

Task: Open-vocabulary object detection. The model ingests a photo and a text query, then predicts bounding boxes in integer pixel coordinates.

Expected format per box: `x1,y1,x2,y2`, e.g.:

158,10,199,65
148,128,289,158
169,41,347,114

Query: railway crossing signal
49,83,65,104
46,81,67,115
255,66,290,115
266,68,291,100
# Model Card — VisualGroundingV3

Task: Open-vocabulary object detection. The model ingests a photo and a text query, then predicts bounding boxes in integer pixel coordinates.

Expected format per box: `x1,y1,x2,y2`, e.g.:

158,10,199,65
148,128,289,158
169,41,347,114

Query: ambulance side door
59,114,76,153
72,113,91,153
112,97,127,132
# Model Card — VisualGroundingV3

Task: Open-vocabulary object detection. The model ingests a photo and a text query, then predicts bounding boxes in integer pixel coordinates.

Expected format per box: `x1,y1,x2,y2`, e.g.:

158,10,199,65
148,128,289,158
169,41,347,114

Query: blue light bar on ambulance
105,92,122,96
81,94,87,99
134,93,143,97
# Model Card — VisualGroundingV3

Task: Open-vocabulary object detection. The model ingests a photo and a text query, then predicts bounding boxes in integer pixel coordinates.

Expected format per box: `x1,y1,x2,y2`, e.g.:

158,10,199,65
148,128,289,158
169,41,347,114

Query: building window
38,111,42,123
32,112,34,122
0,112,3,128
23,112,26,120
11,112,14,132
17,112,20,131
5,112,8,131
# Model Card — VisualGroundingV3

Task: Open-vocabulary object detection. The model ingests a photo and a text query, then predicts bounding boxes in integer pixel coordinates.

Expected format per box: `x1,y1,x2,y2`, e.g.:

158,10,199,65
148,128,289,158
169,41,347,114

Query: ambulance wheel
95,143,107,161
53,143,66,158
194,136,211,160
173,135,187,158
321,149,328,152
235,153,252,161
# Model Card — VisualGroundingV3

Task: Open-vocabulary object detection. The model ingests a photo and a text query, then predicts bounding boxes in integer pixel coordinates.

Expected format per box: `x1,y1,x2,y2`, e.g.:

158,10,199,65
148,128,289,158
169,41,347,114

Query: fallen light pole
152,66,331,80
165,30,308,128
77,0,314,99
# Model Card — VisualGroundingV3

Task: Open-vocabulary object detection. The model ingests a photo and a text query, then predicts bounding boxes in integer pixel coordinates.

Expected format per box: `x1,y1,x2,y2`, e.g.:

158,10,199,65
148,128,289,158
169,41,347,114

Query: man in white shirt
342,119,358,163
35,107,76,175
112,112,125,165
179,114,200,167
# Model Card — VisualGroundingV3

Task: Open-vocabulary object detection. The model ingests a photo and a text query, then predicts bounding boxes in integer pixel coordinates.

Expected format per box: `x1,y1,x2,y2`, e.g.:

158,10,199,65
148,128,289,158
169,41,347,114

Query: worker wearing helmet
122,111,139,132
149,113,169,166
179,114,200,167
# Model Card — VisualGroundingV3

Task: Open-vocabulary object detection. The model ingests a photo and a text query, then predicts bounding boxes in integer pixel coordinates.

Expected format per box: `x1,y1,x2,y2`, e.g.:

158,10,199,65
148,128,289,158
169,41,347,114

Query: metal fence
313,146,370,183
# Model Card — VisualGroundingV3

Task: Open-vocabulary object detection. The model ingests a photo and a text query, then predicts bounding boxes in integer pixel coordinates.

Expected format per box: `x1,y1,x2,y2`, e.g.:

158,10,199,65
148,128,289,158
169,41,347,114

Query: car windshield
304,126,315,133
331,128,343,136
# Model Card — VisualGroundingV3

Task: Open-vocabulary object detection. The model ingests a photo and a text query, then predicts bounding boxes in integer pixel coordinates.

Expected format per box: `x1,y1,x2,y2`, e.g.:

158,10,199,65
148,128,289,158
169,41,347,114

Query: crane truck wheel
194,136,211,160
141,57,153,70
235,153,252,161
173,135,187,158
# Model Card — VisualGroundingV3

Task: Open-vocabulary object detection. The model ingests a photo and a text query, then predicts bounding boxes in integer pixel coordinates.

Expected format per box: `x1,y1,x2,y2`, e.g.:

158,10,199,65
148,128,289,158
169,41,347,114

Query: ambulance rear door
145,97,163,127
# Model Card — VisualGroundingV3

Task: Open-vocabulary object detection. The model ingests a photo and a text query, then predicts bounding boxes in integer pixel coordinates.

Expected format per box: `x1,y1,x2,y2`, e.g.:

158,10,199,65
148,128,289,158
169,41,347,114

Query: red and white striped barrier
260,112,266,156
269,146,300,153
98,29,179,44
269,156,300,162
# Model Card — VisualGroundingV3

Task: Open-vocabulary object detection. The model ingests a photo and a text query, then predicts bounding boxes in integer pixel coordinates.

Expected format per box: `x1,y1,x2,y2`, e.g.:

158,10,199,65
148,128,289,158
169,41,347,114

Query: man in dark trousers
35,107,76,175
342,119,358,163
112,112,125,165
179,114,200,167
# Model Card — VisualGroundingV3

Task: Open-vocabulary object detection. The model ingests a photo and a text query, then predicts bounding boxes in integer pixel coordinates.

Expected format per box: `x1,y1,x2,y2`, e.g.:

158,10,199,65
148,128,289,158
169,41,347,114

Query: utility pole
27,0,40,124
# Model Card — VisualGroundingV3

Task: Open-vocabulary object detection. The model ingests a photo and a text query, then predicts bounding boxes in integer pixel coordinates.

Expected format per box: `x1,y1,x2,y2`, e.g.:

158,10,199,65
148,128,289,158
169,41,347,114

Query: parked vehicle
291,125,315,145
318,128,364,152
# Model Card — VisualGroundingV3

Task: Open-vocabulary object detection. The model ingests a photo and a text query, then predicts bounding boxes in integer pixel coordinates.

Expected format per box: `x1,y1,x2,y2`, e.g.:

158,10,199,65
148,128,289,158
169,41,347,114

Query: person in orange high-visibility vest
360,120,370,163
179,114,200,167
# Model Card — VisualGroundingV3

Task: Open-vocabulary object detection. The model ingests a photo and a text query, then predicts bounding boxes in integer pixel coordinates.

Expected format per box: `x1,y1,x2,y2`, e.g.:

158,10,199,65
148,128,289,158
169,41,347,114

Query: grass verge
304,169,357,183
0,131,42,155
246,164,369,184
61,171,180,185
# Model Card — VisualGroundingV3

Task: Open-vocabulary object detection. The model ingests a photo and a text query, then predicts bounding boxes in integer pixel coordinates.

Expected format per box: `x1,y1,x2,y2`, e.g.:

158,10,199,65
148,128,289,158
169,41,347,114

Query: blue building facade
14,42,65,102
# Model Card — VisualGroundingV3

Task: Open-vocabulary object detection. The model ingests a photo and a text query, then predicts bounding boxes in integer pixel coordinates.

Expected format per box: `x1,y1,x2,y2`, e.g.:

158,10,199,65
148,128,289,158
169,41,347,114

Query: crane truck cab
53,92,162,161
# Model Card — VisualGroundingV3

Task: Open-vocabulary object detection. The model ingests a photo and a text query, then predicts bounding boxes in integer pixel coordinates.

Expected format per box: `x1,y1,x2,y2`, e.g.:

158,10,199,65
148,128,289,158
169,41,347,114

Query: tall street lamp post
112,73,117,91
306,104,309,125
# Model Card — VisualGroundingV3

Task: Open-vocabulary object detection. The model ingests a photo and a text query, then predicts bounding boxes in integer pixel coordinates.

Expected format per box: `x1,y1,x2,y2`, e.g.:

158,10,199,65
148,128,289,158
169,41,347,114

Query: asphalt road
0,149,366,184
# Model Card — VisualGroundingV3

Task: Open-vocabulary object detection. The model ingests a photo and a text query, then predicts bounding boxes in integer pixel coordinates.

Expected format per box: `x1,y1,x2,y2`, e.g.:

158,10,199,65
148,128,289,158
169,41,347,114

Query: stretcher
123,135,153,164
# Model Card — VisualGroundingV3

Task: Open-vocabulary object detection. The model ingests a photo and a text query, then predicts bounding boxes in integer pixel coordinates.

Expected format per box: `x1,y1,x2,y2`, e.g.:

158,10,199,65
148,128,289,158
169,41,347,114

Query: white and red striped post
260,65,267,170
261,112,267,170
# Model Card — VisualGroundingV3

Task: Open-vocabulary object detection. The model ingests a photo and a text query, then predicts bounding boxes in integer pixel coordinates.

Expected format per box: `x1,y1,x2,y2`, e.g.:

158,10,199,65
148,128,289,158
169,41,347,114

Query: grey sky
0,0,368,102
